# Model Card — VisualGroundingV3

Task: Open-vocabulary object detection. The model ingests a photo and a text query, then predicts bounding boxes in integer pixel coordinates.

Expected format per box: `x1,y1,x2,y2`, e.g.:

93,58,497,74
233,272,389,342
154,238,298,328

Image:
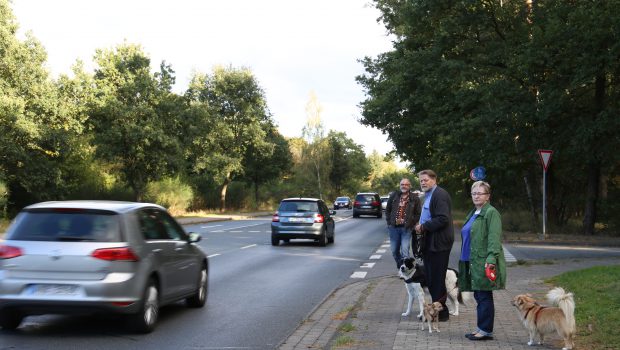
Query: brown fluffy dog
511,287,576,350
421,301,444,333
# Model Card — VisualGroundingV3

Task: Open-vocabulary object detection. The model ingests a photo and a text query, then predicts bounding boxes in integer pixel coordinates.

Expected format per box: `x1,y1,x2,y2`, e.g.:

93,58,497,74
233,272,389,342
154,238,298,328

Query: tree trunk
523,175,538,228
220,173,231,213
583,162,600,235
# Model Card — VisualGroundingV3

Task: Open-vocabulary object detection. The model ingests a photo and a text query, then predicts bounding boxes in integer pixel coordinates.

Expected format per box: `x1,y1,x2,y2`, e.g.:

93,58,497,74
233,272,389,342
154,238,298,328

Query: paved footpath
279,249,620,350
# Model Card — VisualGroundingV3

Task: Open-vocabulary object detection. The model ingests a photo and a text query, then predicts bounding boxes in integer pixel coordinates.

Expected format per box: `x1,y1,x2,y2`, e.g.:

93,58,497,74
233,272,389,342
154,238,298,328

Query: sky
11,0,402,162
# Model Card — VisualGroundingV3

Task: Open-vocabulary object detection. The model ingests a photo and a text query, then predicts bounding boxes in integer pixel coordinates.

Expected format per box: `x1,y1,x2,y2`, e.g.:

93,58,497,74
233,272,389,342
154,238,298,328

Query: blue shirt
460,213,479,261
419,186,436,225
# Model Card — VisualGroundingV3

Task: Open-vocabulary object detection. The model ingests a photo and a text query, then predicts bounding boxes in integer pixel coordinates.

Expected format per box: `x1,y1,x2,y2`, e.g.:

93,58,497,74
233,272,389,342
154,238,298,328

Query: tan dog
511,287,576,350
421,301,444,333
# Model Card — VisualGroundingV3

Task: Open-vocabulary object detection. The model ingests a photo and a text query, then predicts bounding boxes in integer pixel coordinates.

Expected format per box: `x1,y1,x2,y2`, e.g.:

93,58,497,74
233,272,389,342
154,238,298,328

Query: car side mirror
188,232,202,243
330,210,336,216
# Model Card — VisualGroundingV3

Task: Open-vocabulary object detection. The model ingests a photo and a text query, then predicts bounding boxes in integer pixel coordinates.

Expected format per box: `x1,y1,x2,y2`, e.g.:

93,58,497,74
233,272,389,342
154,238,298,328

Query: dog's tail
547,287,576,333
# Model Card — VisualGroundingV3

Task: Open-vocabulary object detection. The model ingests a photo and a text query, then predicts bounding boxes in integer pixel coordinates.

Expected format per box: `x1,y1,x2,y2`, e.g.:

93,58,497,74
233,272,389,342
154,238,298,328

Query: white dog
398,257,469,318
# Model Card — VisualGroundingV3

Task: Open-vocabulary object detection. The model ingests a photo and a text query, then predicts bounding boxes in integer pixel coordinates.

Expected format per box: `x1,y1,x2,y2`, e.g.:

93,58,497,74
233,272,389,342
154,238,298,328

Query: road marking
223,223,266,230
240,244,257,249
207,254,221,258
230,231,242,233
201,224,223,228
369,255,381,260
361,263,375,268
503,246,517,262
350,271,367,279
381,244,390,248
376,249,387,253
249,230,260,233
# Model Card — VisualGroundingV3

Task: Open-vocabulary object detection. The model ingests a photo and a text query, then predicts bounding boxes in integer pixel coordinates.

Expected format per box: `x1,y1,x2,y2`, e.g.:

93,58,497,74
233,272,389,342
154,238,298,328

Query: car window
7,210,121,242
278,201,319,212
155,210,187,241
336,197,349,201
355,194,376,202
138,209,168,240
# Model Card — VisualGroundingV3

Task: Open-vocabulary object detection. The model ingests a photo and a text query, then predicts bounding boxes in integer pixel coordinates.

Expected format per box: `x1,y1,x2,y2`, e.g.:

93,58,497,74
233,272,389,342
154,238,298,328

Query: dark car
353,192,382,218
271,198,335,246
333,196,352,210
0,201,208,333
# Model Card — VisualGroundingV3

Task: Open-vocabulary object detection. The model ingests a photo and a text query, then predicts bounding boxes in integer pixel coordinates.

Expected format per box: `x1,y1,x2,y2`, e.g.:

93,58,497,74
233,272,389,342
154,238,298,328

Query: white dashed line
201,224,223,228
369,255,382,260
361,263,375,268
376,249,387,253
350,271,367,279
503,246,517,262
230,231,242,233
207,254,221,258
249,230,260,233
240,244,257,250
381,244,390,248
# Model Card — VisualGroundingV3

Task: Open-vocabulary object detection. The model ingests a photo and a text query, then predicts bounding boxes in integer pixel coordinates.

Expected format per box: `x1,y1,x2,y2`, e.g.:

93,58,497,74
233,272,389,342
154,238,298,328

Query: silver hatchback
0,201,208,333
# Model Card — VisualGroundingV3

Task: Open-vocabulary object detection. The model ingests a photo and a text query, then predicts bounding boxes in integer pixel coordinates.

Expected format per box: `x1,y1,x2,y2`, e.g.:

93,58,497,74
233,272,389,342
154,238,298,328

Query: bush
144,177,194,215
0,180,8,217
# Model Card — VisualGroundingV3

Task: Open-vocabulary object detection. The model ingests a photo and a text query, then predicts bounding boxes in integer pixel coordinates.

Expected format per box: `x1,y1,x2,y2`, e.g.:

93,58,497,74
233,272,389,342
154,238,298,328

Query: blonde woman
458,181,506,341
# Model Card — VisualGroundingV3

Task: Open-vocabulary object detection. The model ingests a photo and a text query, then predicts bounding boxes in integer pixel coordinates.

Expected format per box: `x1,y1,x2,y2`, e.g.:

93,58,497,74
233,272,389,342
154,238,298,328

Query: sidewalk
279,250,620,350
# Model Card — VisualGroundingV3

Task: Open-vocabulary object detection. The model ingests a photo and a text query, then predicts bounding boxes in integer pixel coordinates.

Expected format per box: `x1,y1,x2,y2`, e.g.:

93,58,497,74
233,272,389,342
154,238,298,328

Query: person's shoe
468,334,493,341
464,332,477,338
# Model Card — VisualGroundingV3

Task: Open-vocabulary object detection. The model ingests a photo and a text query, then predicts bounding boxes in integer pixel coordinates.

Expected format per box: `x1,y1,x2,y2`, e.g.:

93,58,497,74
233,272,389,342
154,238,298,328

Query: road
1,209,618,349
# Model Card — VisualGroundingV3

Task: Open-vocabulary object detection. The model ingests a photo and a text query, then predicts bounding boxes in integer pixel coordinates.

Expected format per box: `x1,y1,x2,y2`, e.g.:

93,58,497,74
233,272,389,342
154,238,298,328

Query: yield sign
538,149,553,172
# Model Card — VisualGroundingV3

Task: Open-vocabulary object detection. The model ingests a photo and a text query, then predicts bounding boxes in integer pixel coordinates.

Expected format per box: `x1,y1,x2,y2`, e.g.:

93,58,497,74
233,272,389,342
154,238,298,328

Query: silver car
271,198,335,246
0,201,208,333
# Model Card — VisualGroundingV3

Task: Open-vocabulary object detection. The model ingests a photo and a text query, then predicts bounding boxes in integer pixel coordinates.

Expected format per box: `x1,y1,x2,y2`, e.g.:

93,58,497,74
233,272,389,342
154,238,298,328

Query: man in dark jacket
385,178,421,269
415,170,454,321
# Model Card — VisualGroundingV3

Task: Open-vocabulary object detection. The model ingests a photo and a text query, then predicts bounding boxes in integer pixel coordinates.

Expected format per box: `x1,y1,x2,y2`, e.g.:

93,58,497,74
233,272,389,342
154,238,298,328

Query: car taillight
272,211,280,222
354,201,360,207
314,214,324,223
91,247,139,261
0,245,23,259
372,201,380,206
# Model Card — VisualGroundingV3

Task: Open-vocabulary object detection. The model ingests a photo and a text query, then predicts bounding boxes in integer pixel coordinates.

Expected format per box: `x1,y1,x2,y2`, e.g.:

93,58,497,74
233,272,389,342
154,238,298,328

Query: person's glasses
471,192,489,196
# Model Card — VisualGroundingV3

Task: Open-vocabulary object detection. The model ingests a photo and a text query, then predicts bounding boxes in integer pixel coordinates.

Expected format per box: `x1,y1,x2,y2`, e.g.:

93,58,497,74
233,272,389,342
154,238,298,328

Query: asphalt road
0,209,391,349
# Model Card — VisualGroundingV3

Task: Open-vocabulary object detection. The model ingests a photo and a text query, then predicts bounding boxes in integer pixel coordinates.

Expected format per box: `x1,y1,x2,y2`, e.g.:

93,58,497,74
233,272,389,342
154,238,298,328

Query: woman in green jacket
458,181,506,341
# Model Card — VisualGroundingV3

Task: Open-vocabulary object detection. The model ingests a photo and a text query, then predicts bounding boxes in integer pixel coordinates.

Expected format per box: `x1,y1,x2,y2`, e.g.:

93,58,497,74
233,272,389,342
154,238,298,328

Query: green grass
332,335,356,348
338,322,356,332
546,265,620,350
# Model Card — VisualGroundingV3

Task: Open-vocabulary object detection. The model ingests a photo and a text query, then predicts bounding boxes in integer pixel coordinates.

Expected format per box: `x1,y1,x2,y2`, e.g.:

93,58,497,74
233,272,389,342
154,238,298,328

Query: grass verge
546,265,620,350
332,335,356,348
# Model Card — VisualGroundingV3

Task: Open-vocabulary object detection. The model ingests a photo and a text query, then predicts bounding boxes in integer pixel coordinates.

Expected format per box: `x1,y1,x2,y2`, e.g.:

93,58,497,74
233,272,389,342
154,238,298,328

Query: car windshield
278,201,319,212
7,209,121,242
336,197,349,201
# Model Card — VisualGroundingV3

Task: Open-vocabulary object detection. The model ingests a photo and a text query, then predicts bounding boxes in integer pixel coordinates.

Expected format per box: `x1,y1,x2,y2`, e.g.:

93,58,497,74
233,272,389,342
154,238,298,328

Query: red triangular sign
538,149,553,171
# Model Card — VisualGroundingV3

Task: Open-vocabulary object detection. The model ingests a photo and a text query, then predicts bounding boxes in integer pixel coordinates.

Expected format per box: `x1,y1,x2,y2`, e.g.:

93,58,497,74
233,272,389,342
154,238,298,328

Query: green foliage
0,180,8,214
328,131,371,196
358,0,620,233
547,265,620,350
144,177,194,215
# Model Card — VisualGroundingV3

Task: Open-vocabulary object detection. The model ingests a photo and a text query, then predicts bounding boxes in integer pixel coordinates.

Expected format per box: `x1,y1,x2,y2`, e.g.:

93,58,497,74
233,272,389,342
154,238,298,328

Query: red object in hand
485,264,497,281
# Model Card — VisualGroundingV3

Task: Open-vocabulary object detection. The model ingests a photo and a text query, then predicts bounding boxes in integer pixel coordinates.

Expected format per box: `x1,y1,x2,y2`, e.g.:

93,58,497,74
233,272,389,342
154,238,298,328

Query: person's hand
415,223,422,233
485,263,495,269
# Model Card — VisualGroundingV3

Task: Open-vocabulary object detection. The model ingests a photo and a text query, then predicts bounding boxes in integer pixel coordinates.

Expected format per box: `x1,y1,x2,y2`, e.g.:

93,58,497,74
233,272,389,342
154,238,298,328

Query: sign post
538,150,553,240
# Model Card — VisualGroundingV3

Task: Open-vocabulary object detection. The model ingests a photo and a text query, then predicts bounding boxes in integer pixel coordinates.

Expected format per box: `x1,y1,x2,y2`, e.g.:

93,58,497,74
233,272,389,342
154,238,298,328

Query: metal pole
542,169,546,240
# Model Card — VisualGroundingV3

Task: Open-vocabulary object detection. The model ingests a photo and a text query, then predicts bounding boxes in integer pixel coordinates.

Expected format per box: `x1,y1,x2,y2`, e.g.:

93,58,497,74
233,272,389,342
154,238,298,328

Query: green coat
458,203,507,291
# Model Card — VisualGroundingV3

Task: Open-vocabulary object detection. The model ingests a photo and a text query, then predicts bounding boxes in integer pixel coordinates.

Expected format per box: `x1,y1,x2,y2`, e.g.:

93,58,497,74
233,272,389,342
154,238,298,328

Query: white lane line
503,246,517,262
240,244,257,250
350,271,367,279
376,249,387,254
369,255,382,260
249,230,260,233
230,231,242,233
223,223,266,230
207,254,221,258
201,224,223,228
361,263,375,268
381,244,390,248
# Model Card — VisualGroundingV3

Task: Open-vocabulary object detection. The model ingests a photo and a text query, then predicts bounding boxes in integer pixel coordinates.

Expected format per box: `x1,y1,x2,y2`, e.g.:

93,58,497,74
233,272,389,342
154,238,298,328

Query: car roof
280,198,321,202
356,192,379,195
23,200,165,214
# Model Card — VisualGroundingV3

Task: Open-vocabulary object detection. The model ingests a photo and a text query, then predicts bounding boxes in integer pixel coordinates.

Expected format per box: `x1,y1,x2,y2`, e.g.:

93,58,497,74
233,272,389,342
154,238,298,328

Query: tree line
357,0,620,234
0,0,405,217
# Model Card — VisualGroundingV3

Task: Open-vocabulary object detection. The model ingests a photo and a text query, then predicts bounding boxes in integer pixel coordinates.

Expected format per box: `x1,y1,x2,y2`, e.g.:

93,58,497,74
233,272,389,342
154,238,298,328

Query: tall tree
301,91,330,199
186,66,270,211
89,44,182,201
327,131,370,195
358,0,620,233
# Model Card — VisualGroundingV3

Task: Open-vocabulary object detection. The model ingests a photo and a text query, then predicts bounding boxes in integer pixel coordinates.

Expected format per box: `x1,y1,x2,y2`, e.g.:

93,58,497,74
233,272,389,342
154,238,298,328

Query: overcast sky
12,0,400,160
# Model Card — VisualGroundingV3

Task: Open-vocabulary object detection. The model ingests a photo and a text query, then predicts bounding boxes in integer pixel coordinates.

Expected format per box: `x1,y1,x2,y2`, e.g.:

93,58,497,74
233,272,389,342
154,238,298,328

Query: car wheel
271,235,280,246
128,279,159,333
186,265,208,308
318,229,328,247
0,310,23,330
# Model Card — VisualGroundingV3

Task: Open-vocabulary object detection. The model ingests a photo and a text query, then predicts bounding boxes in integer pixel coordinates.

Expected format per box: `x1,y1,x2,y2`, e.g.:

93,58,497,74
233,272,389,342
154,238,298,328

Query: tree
89,44,182,201
358,0,620,233
301,91,331,199
185,66,270,211
243,122,292,208
327,131,370,195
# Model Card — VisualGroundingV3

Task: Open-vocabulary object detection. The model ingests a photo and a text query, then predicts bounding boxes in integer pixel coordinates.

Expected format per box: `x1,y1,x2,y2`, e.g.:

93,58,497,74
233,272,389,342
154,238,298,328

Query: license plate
288,217,308,223
362,205,371,209
31,284,79,296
